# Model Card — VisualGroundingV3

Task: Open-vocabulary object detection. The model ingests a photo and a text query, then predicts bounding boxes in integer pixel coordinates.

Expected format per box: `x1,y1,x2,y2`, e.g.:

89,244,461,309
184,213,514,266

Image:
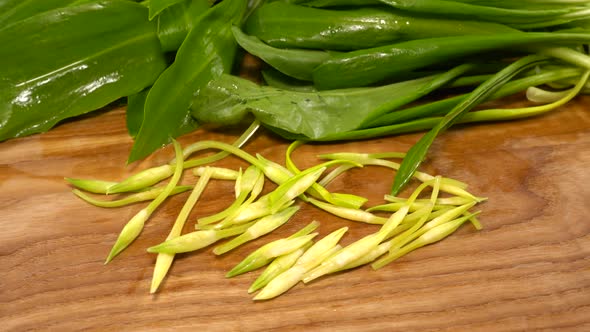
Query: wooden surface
1,96,589,331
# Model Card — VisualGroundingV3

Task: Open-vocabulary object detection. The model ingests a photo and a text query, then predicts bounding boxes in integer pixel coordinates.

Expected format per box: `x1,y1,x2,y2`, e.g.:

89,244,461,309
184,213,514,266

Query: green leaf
0,0,79,27
366,66,582,128
313,31,590,89
245,2,516,51
289,0,380,6
126,88,149,138
232,26,330,81
129,0,247,162
377,0,577,27
148,0,185,20
390,54,550,195
261,69,317,92
310,66,582,142
191,65,465,139
156,0,210,52
0,1,167,141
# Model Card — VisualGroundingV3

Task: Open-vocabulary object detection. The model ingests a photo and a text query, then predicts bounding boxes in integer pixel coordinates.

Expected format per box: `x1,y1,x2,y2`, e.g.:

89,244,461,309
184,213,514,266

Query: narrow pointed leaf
129,0,246,162
391,54,550,195
313,31,590,89
232,26,329,81
126,88,149,139
155,0,211,51
148,0,185,20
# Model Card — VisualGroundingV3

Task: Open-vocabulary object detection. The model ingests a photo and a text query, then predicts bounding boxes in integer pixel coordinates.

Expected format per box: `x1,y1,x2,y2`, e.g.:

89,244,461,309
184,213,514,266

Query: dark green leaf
129,0,247,162
232,26,330,81
156,0,210,52
245,2,516,51
288,0,381,6
191,65,466,139
0,1,167,141
261,69,317,92
126,89,149,138
377,0,576,26
313,31,590,89
148,0,185,20
0,0,79,27
359,63,475,127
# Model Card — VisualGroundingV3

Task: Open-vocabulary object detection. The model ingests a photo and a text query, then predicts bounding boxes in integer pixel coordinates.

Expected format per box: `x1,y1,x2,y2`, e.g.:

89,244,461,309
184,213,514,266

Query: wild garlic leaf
0,1,167,141
191,70,462,140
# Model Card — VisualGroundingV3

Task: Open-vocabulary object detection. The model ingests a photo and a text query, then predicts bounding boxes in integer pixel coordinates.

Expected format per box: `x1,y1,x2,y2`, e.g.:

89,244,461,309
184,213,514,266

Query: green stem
536,46,590,71
349,66,582,131
150,166,213,293
461,69,590,122
180,119,260,163
105,139,185,264
72,185,192,208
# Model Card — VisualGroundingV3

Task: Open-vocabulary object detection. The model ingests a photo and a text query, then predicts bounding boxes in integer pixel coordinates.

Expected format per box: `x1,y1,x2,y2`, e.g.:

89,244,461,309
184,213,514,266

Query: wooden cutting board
1,96,589,331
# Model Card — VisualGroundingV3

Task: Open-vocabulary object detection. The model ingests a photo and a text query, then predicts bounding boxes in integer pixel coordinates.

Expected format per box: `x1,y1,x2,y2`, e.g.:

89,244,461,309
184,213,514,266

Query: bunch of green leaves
291,0,590,29
190,1,590,194
0,0,251,162
128,0,247,162
3,0,590,198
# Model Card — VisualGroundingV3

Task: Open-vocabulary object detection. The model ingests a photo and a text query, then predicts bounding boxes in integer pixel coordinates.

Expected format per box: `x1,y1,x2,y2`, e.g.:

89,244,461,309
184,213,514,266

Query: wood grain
1,96,589,331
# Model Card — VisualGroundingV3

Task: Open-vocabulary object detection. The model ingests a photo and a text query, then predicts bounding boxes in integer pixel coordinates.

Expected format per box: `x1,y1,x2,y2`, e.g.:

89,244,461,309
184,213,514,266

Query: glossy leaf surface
0,0,79,27
148,0,185,19
232,26,330,81
191,72,454,139
246,2,516,51
126,89,149,138
377,0,582,28
129,0,246,162
156,0,210,52
0,1,167,141
289,0,380,5
313,31,590,89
